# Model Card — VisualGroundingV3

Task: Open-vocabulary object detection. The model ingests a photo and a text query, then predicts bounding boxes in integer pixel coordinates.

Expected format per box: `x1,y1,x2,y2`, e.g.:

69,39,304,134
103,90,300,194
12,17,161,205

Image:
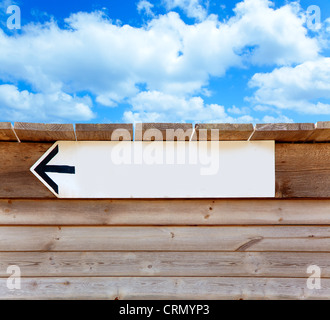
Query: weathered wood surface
0,199,329,225
0,251,328,277
2,122,330,142
1,142,329,198
0,143,55,198
0,277,328,300
135,123,193,141
275,143,330,198
0,122,329,301
307,122,330,142
195,123,254,141
75,123,133,141
14,122,76,142
0,226,330,252
0,123,18,141
250,123,315,142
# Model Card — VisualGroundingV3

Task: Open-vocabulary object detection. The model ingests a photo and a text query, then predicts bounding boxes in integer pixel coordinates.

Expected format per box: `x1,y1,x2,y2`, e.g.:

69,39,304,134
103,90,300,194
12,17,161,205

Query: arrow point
32,144,75,196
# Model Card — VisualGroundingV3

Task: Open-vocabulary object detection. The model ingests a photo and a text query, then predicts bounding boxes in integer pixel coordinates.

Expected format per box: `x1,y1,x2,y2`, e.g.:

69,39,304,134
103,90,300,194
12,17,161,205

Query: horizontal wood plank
0,142,329,198
75,123,133,141
0,226,330,252
0,277,328,299
135,123,193,141
14,122,76,142
275,143,330,198
0,143,55,198
0,123,18,141
306,122,330,142
250,123,315,142
195,123,254,141
0,251,328,277
0,199,329,225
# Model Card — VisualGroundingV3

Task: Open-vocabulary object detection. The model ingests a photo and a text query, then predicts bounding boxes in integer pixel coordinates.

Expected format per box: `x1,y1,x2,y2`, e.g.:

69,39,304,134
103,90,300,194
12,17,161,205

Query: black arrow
34,145,75,195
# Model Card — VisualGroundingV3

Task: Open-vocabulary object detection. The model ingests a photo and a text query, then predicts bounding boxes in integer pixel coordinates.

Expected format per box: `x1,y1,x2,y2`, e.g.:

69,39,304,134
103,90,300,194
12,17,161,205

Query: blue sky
0,0,329,124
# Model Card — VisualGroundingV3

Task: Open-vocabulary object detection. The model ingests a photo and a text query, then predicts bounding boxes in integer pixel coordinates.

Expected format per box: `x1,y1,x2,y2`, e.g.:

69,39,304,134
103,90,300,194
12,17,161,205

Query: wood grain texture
0,143,55,198
14,122,76,142
0,226,330,252
275,143,330,198
135,123,193,141
0,142,329,198
0,277,329,300
306,122,330,142
250,123,315,142
0,123,18,141
0,199,329,225
75,123,133,141
195,123,254,141
0,251,328,277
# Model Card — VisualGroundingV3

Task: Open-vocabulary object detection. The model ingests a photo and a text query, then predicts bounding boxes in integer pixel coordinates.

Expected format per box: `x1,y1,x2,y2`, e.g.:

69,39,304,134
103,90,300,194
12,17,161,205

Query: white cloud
137,0,155,17
124,90,255,123
0,84,94,121
230,0,319,66
261,115,293,123
248,57,330,114
0,0,323,122
228,105,250,114
253,105,273,112
0,0,16,11
163,0,208,21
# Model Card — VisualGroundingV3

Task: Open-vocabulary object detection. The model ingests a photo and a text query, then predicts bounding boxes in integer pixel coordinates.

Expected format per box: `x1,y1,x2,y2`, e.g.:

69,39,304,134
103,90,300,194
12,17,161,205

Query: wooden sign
30,141,275,198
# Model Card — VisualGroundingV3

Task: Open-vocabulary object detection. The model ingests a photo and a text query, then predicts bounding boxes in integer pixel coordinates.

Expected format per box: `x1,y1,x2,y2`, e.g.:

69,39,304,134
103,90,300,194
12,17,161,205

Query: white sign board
30,141,275,198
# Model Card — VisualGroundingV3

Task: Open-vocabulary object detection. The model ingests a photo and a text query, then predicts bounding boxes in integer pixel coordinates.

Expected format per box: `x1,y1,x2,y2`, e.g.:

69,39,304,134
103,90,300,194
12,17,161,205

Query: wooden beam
0,142,329,198
0,226,330,252
0,251,328,278
0,123,18,141
1,277,329,299
306,122,330,142
75,123,133,141
195,123,254,141
250,123,315,142
135,123,193,141
14,122,76,142
1,199,330,225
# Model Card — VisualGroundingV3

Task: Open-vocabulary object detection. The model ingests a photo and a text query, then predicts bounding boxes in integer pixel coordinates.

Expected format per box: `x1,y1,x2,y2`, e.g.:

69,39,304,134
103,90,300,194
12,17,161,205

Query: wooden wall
0,122,330,299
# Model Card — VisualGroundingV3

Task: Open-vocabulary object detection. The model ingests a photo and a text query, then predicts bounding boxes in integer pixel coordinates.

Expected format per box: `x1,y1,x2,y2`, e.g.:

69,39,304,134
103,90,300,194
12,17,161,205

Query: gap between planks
0,276,325,279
